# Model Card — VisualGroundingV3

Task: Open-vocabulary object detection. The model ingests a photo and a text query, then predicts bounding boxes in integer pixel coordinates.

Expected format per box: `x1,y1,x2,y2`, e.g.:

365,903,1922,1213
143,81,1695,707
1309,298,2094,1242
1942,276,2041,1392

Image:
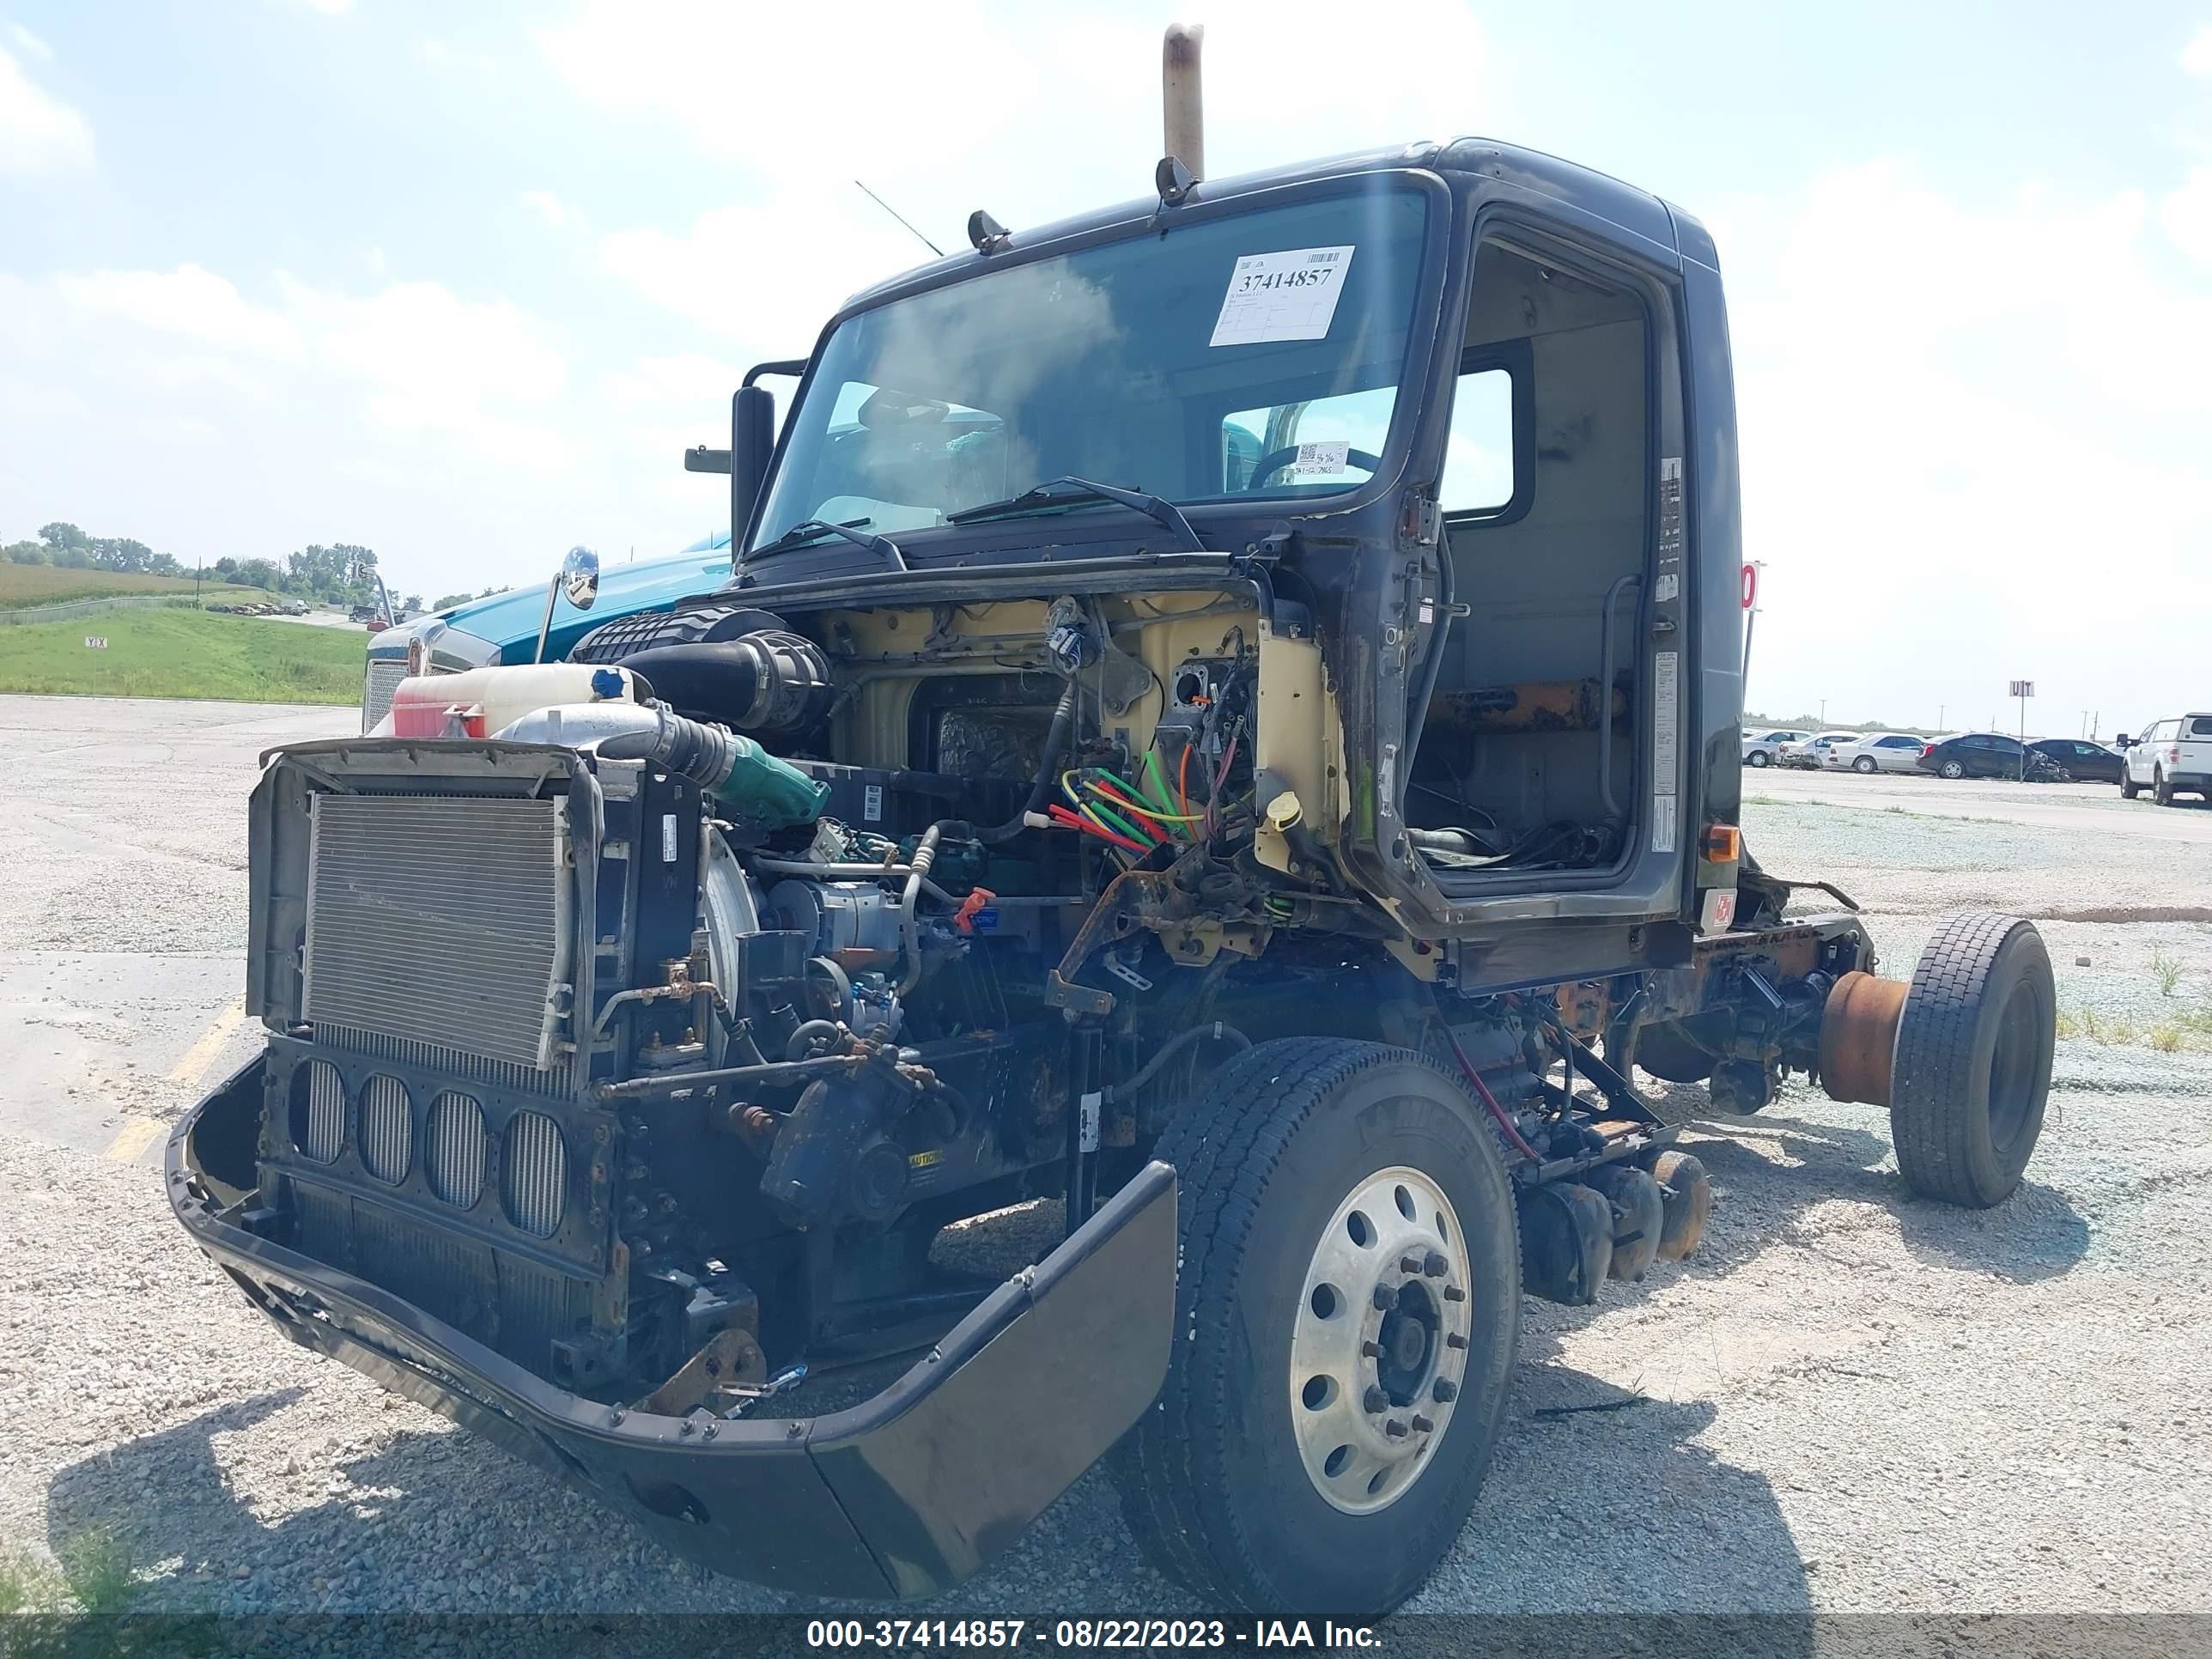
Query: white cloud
1720,158,2212,727
599,195,924,357
521,189,586,232
52,264,301,355
2184,24,2212,78
2162,164,2212,264
7,21,52,61
0,263,621,588
0,44,92,175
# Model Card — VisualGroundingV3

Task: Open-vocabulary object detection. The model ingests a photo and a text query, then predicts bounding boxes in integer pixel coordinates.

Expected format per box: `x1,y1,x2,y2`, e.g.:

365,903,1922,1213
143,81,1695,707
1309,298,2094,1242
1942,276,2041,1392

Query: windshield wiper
745,517,908,572
948,476,1205,552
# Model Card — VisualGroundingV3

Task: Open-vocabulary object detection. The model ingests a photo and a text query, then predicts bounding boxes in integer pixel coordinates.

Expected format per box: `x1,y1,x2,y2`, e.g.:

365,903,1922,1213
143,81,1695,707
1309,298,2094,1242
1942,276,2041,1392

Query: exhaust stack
1163,22,1205,180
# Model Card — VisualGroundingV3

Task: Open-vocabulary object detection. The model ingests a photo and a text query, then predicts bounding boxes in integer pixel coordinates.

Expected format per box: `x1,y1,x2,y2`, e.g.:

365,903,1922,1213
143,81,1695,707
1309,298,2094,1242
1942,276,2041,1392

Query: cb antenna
853,179,944,258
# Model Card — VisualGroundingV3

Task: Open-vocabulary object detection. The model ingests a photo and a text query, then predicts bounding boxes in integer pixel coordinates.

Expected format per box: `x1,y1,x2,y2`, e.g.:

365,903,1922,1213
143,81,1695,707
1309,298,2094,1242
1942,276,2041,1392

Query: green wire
1085,797,1158,848
1142,749,1184,825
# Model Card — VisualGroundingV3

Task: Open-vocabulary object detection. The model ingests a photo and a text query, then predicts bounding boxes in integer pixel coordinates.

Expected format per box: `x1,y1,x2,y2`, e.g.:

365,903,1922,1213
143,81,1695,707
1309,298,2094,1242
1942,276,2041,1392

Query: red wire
1439,1018,1542,1163
1047,802,1147,854
1085,780,1173,843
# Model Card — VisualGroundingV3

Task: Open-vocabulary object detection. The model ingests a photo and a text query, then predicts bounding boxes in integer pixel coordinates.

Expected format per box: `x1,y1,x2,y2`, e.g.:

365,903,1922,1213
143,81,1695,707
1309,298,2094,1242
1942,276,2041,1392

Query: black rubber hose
615,634,832,734
1101,1021,1251,1103
976,676,1079,844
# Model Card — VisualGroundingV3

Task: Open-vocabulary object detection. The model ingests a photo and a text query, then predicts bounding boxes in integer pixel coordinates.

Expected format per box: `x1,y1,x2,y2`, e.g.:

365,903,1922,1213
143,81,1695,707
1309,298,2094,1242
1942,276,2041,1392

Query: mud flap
806,1159,1180,1594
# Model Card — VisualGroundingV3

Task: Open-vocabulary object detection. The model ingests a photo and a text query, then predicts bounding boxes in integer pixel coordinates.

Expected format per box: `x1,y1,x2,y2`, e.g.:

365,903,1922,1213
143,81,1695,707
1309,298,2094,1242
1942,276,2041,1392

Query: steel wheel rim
1290,1164,1472,1515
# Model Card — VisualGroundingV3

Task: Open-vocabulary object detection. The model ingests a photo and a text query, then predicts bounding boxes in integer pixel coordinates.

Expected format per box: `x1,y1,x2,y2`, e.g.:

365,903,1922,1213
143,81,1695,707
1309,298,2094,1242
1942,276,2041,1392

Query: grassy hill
0,606,362,703
0,565,283,610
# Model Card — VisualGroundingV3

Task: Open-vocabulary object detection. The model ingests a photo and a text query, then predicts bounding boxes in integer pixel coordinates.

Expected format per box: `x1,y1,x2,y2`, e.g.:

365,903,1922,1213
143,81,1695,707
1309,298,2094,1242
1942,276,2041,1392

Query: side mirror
731,384,776,553
560,544,600,611
2116,734,2133,749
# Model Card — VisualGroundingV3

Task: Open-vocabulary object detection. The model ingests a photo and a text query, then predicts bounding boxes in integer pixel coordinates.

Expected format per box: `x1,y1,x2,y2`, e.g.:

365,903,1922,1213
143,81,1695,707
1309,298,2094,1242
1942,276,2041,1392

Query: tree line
2,522,422,611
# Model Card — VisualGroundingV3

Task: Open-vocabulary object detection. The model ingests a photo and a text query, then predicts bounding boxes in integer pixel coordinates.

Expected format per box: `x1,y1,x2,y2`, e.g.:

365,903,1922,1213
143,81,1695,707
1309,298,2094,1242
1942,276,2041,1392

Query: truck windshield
750,184,1431,556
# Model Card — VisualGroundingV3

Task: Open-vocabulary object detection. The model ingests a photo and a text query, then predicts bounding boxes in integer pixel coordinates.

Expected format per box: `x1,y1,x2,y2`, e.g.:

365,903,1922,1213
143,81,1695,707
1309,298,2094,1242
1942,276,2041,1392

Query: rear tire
1890,914,2055,1208
1747,750,1770,768
1938,759,1965,779
1114,1037,1519,1617
1853,756,1877,774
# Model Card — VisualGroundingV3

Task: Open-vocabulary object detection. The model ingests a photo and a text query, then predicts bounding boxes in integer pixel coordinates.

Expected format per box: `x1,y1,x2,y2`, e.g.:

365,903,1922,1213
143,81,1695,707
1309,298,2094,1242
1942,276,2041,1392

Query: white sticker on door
1289,440,1350,475
1210,246,1356,347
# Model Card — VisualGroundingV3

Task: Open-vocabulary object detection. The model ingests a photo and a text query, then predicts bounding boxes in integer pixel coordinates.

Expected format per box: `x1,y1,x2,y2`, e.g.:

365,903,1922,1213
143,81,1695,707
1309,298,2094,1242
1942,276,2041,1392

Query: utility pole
1819,697,1827,725
1937,703,1945,732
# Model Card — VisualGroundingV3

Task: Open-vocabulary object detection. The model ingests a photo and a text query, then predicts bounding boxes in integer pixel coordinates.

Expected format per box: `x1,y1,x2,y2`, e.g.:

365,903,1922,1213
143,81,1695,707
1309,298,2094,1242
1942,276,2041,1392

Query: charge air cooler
302,793,574,1079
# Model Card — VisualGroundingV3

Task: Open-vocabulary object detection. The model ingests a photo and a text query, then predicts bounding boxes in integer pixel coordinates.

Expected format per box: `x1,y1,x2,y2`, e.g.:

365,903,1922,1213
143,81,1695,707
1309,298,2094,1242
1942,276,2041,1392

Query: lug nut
1371,1285,1395,1311
1361,1340,1382,1359
1443,1285,1467,1303
1411,1414,1435,1433
1424,1251,1449,1278
1363,1386,1389,1414
1446,1333,1468,1350
1398,1255,1421,1274
1432,1378,1458,1402
1385,1419,1409,1438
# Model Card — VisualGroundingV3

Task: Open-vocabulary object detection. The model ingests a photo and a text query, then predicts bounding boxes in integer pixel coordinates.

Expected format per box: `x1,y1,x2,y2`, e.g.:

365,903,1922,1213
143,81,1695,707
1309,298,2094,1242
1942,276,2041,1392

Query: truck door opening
1406,234,1655,883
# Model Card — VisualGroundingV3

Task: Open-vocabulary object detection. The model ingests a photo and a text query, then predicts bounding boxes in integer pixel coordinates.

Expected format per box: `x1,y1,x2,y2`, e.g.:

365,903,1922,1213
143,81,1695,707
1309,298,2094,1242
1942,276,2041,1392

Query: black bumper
167,1058,1177,1600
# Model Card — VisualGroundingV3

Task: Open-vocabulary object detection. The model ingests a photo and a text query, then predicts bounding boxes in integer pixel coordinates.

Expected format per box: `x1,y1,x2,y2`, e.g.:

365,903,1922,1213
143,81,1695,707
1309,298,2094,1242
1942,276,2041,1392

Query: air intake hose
614,631,834,735
597,706,828,830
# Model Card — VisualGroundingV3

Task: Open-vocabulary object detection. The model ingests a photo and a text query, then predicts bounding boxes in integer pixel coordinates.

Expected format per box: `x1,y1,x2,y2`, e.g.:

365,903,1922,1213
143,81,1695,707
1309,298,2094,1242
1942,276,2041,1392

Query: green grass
0,605,362,703
0,565,281,610
2057,999,2212,1054
0,1527,141,1616
2150,947,2183,996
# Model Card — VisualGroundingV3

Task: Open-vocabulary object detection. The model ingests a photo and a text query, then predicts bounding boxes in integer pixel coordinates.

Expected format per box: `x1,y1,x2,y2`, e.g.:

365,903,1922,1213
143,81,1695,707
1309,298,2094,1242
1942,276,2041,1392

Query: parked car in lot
2029,738,2124,784
1917,732,2063,781
1778,731,1862,769
2119,714,2212,805
1741,728,1811,768
1830,732,1928,775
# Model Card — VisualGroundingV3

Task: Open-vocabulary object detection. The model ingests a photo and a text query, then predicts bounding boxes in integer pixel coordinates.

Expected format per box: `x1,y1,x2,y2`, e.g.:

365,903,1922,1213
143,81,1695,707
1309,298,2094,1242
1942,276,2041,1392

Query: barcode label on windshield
1211,245,1357,347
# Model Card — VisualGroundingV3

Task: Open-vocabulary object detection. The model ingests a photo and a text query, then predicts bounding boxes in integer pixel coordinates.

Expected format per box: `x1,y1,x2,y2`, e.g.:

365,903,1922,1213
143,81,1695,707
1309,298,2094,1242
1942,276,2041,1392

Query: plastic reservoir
379,665,639,738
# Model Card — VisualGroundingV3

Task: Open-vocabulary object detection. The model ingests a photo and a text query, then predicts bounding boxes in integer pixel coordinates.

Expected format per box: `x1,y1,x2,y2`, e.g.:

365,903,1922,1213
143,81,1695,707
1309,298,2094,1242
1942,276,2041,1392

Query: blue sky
3,0,2208,732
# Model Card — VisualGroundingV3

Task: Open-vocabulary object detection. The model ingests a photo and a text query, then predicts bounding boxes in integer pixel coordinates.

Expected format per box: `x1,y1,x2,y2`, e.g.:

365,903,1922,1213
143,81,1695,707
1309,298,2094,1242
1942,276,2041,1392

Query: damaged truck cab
170,137,2056,1617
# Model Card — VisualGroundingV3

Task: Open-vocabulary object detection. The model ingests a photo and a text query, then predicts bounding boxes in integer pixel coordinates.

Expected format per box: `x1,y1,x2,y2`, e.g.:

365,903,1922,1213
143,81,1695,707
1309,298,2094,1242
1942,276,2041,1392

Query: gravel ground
5,700,2212,1620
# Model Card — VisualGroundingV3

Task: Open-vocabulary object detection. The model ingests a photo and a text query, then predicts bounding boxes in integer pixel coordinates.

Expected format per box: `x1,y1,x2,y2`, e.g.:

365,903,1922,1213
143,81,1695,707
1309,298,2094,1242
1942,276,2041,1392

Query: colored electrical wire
1083,778,1200,841
1083,796,1159,849
1176,743,1193,817
1047,802,1146,854
1143,749,1182,823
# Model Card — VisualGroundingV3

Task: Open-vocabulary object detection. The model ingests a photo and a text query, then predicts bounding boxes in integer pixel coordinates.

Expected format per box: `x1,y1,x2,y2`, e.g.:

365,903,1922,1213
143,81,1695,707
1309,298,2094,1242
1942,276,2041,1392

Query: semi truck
166,50,2055,1618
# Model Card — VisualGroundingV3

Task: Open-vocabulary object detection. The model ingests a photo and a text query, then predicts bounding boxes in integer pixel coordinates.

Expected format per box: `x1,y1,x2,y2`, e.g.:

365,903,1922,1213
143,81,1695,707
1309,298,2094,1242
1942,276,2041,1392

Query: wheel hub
1291,1167,1472,1515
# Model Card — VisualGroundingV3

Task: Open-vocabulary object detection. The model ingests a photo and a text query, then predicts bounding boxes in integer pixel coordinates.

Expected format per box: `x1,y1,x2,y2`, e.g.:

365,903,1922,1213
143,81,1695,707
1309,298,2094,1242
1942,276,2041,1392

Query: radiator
303,794,573,1072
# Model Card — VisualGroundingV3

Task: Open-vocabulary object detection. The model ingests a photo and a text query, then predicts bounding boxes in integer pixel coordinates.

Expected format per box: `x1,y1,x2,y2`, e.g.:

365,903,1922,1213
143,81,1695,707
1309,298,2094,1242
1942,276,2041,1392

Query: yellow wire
1080,781,1207,822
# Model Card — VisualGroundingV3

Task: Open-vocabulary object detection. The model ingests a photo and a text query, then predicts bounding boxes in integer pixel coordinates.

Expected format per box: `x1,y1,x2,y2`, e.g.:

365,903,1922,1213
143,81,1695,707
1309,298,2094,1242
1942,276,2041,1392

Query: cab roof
834,137,1709,324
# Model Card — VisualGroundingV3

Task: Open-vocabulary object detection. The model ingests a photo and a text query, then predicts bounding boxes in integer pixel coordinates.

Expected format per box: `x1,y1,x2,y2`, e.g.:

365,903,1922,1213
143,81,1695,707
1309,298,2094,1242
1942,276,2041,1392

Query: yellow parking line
165,995,247,1090
104,1117,167,1163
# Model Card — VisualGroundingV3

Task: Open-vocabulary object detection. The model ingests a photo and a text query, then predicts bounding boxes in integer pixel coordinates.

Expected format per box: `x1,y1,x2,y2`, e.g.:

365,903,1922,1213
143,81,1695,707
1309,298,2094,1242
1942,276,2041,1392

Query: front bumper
167,1058,1178,1600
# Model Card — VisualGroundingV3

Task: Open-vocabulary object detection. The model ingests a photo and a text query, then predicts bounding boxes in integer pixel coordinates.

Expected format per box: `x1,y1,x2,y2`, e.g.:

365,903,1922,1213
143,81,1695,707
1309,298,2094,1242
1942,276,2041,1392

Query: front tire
2154,771,2174,806
1114,1038,1519,1616
2120,769,2140,799
1890,914,2055,1208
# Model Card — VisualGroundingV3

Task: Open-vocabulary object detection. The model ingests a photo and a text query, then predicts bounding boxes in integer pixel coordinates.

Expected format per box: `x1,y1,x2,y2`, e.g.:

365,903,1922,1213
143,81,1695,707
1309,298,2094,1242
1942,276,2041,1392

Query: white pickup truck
2119,714,2212,805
